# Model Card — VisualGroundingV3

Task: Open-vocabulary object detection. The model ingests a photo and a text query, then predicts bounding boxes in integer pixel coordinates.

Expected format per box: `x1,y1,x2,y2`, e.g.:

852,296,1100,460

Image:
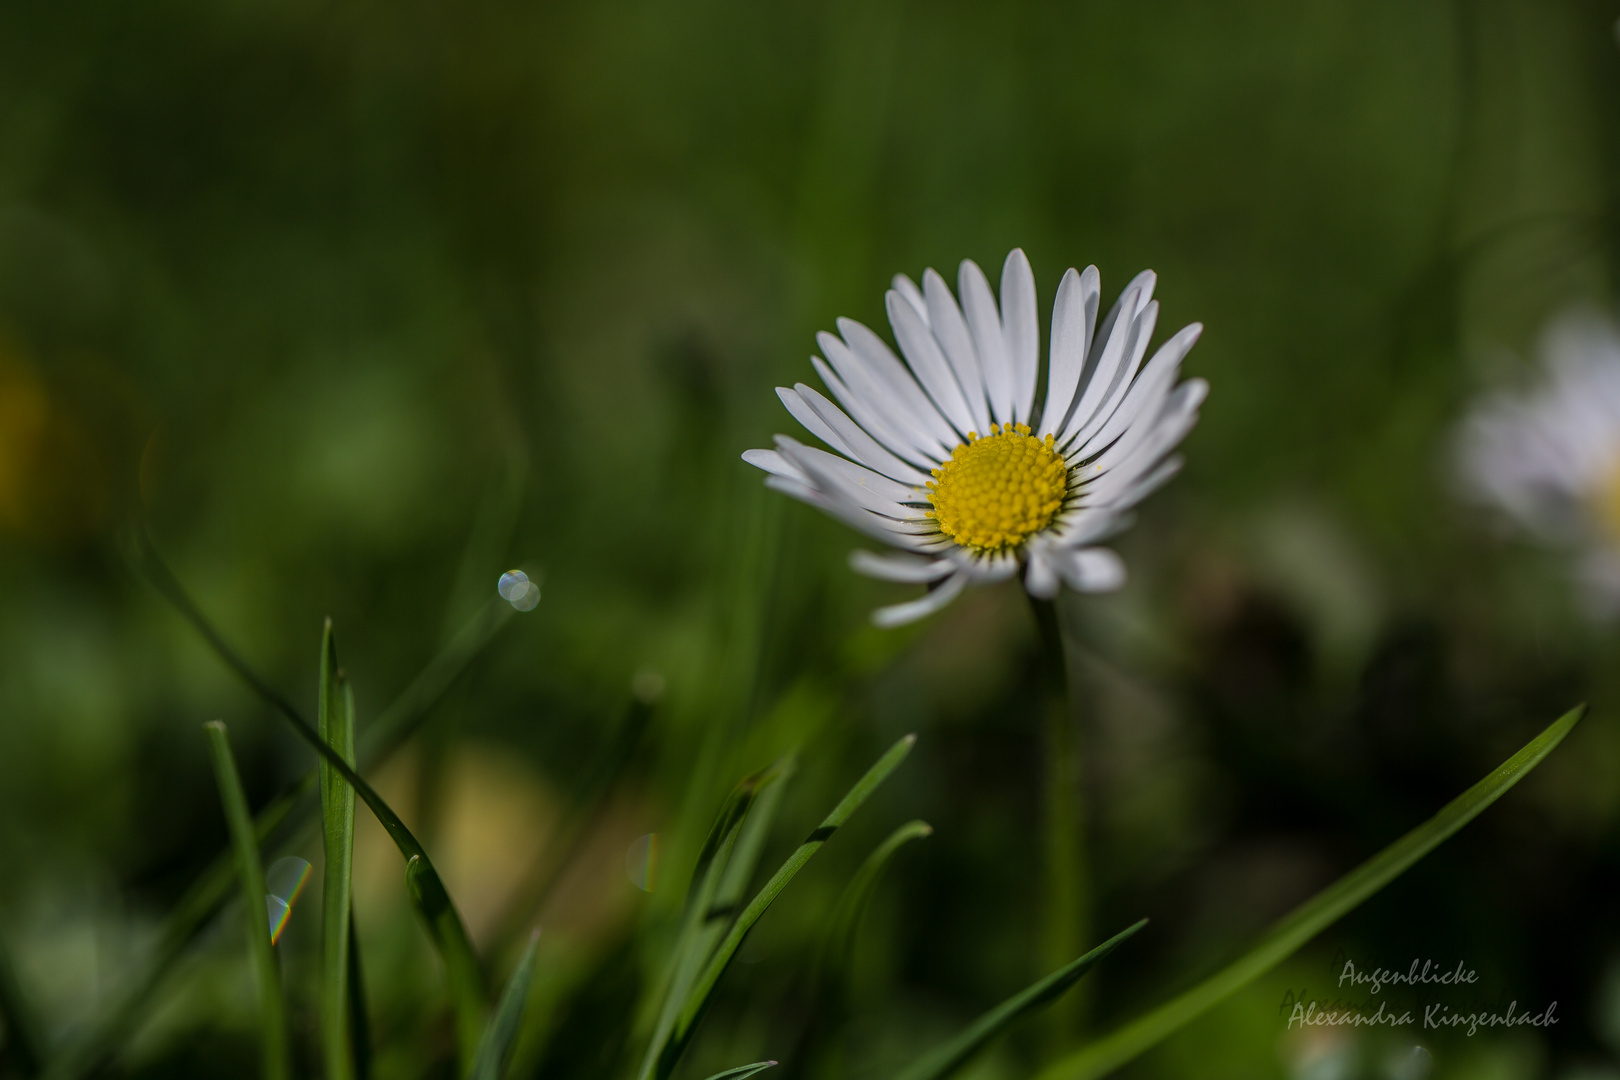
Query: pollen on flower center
925,422,1069,551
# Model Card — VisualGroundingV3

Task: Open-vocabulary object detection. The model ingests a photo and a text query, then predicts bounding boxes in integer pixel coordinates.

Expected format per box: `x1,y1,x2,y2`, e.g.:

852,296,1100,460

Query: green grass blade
0,927,46,1076
204,722,289,1080
466,931,541,1080
892,920,1147,1080
655,734,917,1080
700,1063,778,1080
406,855,488,1073
1036,703,1588,1080
132,538,489,1068
321,623,359,1080
39,777,308,1080
46,547,504,1080
634,761,788,1080
823,819,932,989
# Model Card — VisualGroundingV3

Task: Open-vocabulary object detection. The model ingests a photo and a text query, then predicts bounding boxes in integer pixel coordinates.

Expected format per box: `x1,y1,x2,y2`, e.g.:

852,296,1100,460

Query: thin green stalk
650,734,917,1080
1029,595,1088,1047
204,722,289,1080
133,532,487,1067
1035,704,1588,1080
321,624,359,1080
47,552,506,1080
40,777,308,1080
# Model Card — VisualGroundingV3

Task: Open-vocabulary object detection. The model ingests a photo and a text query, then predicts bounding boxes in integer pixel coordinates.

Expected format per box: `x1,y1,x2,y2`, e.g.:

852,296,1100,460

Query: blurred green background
3,0,1620,1077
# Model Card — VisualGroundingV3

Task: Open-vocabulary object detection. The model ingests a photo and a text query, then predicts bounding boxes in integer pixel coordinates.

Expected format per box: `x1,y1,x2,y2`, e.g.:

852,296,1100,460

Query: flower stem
1029,594,1090,1049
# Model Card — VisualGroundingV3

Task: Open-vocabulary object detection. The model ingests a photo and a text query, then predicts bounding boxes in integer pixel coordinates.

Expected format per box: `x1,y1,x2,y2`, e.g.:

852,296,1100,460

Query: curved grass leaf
823,819,932,989
1036,703,1587,1080
635,759,793,1080
320,623,359,1080
204,722,289,1080
701,1063,778,1080
40,775,309,1080
51,540,508,1080
651,734,917,1080
131,533,488,1068
892,919,1146,1080
467,931,541,1080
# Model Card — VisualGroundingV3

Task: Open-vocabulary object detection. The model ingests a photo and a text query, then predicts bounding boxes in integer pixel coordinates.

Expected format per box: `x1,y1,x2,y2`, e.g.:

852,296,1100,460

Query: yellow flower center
925,422,1069,552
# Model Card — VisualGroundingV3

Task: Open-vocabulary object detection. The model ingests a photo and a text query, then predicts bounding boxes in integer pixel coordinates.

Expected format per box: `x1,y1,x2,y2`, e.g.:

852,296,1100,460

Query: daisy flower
744,249,1208,627
1458,310,1620,612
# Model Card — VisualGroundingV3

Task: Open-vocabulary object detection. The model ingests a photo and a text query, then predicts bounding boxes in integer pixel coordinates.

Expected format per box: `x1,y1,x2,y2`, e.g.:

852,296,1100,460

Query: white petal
951,548,1020,582
1057,282,1146,447
892,274,929,327
775,436,921,515
837,317,960,448
960,258,1014,425
776,387,856,457
924,268,991,434
812,352,940,468
1070,320,1182,463
763,476,931,551
1046,507,1130,547
1001,249,1040,426
1053,547,1126,593
1071,323,1202,464
1092,454,1183,511
1066,299,1161,452
1024,549,1060,599
887,289,977,437
795,383,933,485
850,549,955,583
872,571,970,628
1085,377,1206,484
742,447,809,483
1039,266,1100,438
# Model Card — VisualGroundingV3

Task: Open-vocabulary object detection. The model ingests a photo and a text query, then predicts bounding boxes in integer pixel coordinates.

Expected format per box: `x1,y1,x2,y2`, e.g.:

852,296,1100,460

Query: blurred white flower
1458,311,1620,612
745,249,1207,626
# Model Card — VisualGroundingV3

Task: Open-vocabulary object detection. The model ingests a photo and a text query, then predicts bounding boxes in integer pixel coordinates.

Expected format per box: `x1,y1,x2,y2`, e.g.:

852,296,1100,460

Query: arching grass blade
652,734,917,1080
204,721,289,1080
1036,703,1587,1080
892,919,1147,1080
701,1063,778,1080
466,930,541,1080
49,542,505,1080
822,819,932,991
321,623,359,1080
635,759,792,1080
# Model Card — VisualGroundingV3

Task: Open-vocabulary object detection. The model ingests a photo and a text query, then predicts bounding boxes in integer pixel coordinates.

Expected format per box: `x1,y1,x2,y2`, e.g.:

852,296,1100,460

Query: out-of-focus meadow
3,1,1620,1077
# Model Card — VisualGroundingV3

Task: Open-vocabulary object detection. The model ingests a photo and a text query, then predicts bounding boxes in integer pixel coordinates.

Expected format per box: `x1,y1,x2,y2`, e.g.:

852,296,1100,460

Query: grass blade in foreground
204,721,289,1080
135,538,487,1068
635,760,790,1080
653,734,917,1080
467,930,541,1080
892,920,1146,1080
823,819,932,987
55,545,508,1080
701,1064,778,1080
321,623,359,1080
1036,703,1587,1080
